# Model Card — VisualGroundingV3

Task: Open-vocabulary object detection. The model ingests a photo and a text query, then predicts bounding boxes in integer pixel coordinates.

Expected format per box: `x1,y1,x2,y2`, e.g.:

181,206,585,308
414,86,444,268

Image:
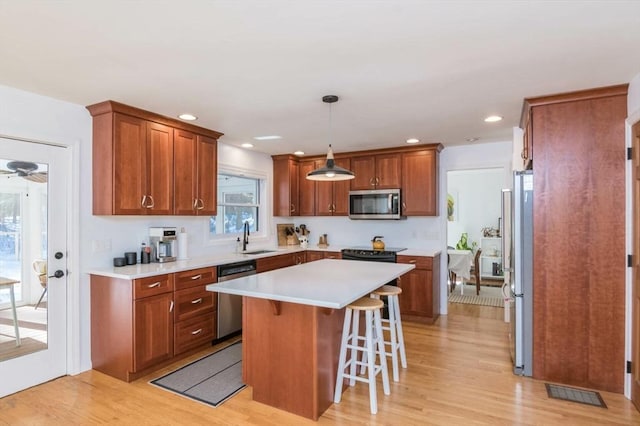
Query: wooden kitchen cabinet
256,252,305,273
316,157,351,215
87,101,222,216
298,159,317,216
272,155,299,216
396,253,440,324
524,85,628,393
350,153,401,190
174,130,218,215
90,266,218,382
401,149,439,216
305,250,341,262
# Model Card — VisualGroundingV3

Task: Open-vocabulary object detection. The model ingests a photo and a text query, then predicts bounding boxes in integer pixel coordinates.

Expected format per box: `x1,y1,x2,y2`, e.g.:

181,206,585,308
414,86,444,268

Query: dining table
0,277,21,346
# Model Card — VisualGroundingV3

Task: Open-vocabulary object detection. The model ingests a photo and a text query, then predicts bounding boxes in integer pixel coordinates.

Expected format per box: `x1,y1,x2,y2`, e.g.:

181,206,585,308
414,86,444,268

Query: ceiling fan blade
24,173,47,183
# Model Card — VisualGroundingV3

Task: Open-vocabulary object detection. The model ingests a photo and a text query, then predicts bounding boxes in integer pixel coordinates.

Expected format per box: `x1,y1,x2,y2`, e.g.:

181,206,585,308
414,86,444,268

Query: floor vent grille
545,383,607,408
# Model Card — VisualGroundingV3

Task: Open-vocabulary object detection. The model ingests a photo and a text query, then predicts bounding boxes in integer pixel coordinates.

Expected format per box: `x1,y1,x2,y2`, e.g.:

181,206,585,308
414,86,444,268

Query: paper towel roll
177,231,188,260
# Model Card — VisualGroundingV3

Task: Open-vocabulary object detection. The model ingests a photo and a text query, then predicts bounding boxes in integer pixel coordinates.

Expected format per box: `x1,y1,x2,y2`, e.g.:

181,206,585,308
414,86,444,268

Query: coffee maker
149,227,177,263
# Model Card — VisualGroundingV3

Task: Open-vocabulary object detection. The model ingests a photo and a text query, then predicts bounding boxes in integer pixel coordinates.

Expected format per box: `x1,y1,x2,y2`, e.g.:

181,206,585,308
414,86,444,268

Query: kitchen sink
243,249,277,255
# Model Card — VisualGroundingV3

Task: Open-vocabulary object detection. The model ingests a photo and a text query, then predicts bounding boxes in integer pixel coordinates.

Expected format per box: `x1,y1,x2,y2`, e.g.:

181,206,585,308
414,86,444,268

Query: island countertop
206,258,415,309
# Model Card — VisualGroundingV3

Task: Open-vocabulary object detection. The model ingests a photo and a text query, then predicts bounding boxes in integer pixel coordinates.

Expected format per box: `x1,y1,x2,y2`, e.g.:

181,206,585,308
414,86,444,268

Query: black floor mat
545,383,607,408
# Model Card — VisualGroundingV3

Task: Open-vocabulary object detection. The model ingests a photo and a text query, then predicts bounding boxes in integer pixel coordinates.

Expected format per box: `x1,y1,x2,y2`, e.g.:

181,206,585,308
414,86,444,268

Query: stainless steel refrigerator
501,170,533,376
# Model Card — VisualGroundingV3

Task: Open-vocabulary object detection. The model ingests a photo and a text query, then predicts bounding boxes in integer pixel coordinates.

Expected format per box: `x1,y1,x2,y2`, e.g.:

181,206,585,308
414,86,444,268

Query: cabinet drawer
174,313,215,355
174,267,217,290
174,286,216,322
133,274,173,299
396,255,431,270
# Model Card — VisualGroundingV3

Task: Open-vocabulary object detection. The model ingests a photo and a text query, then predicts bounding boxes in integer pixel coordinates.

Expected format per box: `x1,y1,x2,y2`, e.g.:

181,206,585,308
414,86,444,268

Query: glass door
0,137,69,397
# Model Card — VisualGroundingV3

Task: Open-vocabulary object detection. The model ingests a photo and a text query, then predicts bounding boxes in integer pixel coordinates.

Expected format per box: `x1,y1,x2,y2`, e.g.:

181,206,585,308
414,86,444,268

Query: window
210,174,261,236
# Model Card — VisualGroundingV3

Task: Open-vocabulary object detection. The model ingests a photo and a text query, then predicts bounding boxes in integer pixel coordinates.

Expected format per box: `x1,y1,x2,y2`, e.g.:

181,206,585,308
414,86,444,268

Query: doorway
0,137,69,397
446,167,505,315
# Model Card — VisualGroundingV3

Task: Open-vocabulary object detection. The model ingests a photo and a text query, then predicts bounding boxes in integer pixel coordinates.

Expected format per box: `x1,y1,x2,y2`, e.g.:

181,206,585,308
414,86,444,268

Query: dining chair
464,249,482,295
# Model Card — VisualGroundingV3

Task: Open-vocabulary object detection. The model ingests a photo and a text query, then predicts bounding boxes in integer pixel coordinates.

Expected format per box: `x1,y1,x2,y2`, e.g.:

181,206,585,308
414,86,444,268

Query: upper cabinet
272,155,299,216
87,101,222,216
174,130,218,216
350,153,401,190
401,150,438,216
273,144,442,217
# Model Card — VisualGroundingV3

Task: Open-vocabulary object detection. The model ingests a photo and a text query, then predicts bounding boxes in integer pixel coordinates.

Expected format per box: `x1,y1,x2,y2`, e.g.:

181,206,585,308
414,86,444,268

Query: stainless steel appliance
502,170,533,376
149,227,177,263
349,189,403,220
216,259,256,341
341,247,406,317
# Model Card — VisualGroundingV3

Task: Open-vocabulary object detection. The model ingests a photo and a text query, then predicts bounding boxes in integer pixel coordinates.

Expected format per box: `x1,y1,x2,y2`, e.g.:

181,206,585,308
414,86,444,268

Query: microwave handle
388,194,393,211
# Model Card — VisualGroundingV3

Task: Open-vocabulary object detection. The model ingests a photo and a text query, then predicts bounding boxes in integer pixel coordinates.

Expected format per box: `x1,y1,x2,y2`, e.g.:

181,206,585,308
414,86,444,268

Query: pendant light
306,95,355,181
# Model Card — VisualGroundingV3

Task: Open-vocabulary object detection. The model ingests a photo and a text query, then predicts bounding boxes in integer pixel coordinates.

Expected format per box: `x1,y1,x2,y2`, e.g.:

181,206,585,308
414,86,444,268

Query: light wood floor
1,305,639,425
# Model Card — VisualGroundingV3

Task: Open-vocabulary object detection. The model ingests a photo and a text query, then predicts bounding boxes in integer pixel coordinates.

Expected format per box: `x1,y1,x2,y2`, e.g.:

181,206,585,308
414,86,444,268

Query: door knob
54,252,64,259
48,270,64,279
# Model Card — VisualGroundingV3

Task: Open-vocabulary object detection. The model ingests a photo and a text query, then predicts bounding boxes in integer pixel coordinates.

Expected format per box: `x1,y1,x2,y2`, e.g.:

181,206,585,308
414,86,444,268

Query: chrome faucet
242,221,250,252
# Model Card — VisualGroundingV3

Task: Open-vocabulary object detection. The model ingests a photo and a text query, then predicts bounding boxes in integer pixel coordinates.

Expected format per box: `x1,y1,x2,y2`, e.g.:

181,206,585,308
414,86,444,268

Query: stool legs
390,295,407,369
369,293,407,381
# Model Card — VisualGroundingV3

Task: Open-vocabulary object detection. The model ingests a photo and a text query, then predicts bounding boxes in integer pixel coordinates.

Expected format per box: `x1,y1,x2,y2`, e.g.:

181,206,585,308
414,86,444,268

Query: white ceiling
1,1,639,157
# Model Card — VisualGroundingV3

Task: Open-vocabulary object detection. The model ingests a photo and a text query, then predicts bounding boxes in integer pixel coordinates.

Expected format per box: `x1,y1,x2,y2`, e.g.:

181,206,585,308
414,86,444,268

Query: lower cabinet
90,267,217,382
305,250,341,262
256,252,305,273
396,253,441,324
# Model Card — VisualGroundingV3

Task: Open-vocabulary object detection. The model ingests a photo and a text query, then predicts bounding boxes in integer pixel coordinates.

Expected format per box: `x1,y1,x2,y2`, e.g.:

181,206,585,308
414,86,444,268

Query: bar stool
334,297,390,414
370,285,407,382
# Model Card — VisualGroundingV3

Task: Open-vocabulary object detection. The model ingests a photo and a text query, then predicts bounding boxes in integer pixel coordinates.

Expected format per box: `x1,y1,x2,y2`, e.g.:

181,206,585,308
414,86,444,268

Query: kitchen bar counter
206,259,414,420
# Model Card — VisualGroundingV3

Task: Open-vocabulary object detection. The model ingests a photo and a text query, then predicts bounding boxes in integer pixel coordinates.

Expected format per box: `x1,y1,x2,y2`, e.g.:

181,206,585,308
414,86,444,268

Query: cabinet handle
193,199,199,209
196,199,204,210
375,177,380,186
146,195,155,208
521,149,526,160
141,195,147,208
190,274,202,280
148,282,161,288
402,202,407,210
169,301,174,312
409,259,417,264
369,177,375,187
191,328,203,335
332,203,336,212
328,204,332,211
290,203,296,214
191,298,203,304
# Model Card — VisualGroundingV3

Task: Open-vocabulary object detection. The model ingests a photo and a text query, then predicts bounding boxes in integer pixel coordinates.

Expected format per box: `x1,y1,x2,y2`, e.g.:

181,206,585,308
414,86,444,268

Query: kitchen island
206,258,414,420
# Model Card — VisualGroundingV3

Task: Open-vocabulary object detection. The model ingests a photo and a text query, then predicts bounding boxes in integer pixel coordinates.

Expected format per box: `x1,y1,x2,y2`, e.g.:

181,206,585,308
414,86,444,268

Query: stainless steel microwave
348,189,403,220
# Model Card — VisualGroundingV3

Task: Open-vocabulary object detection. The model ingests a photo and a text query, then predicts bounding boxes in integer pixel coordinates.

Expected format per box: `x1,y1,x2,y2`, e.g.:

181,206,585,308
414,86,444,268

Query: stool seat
372,285,402,297
348,297,384,311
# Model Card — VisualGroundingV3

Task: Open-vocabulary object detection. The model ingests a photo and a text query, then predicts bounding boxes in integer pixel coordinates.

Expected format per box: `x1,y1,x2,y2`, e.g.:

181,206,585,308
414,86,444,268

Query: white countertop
86,245,440,280
206,259,415,309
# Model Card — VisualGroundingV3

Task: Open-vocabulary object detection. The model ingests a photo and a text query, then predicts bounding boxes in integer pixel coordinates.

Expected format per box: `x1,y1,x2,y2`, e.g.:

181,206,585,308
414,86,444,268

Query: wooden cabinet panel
316,158,351,216
273,156,299,216
174,313,215,355
305,251,325,262
112,113,147,214
195,135,218,215
133,292,174,371
397,254,440,324
133,274,173,299
146,121,174,215
527,85,627,393
351,154,401,190
174,286,215,323
174,267,216,290
256,252,305,273
298,159,317,216
401,150,438,216
175,131,218,215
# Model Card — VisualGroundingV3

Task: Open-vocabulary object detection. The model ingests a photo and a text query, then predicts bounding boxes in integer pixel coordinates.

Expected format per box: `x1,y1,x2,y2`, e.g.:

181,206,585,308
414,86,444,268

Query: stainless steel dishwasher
216,259,256,341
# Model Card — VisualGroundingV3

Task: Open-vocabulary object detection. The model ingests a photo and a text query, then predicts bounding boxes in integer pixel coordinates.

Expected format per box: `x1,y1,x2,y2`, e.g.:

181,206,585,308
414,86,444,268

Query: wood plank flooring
1,305,638,425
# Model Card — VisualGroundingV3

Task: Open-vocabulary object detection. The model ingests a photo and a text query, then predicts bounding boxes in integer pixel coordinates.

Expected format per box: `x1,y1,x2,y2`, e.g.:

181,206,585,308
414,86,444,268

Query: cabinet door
196,135,217,215
133,292,174,371
305,251,325,262
113,113,147,214
173,129,198,215
398,269,432,318
375,153,401,189
332,157,351,215
350,156,376,190
256,253,296,273
402,150,437,216
146,122,174,215
298,159,316,216
273,157,299,216
315,158,334,216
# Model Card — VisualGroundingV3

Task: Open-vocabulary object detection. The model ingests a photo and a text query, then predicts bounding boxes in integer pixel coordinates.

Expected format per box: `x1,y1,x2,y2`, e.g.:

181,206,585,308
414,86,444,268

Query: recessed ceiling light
465,137,479,142
294,150,305,156
178,113,197,121
406,138,420,144
241,143,254,148
253,135,282,141
484,115,503,123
